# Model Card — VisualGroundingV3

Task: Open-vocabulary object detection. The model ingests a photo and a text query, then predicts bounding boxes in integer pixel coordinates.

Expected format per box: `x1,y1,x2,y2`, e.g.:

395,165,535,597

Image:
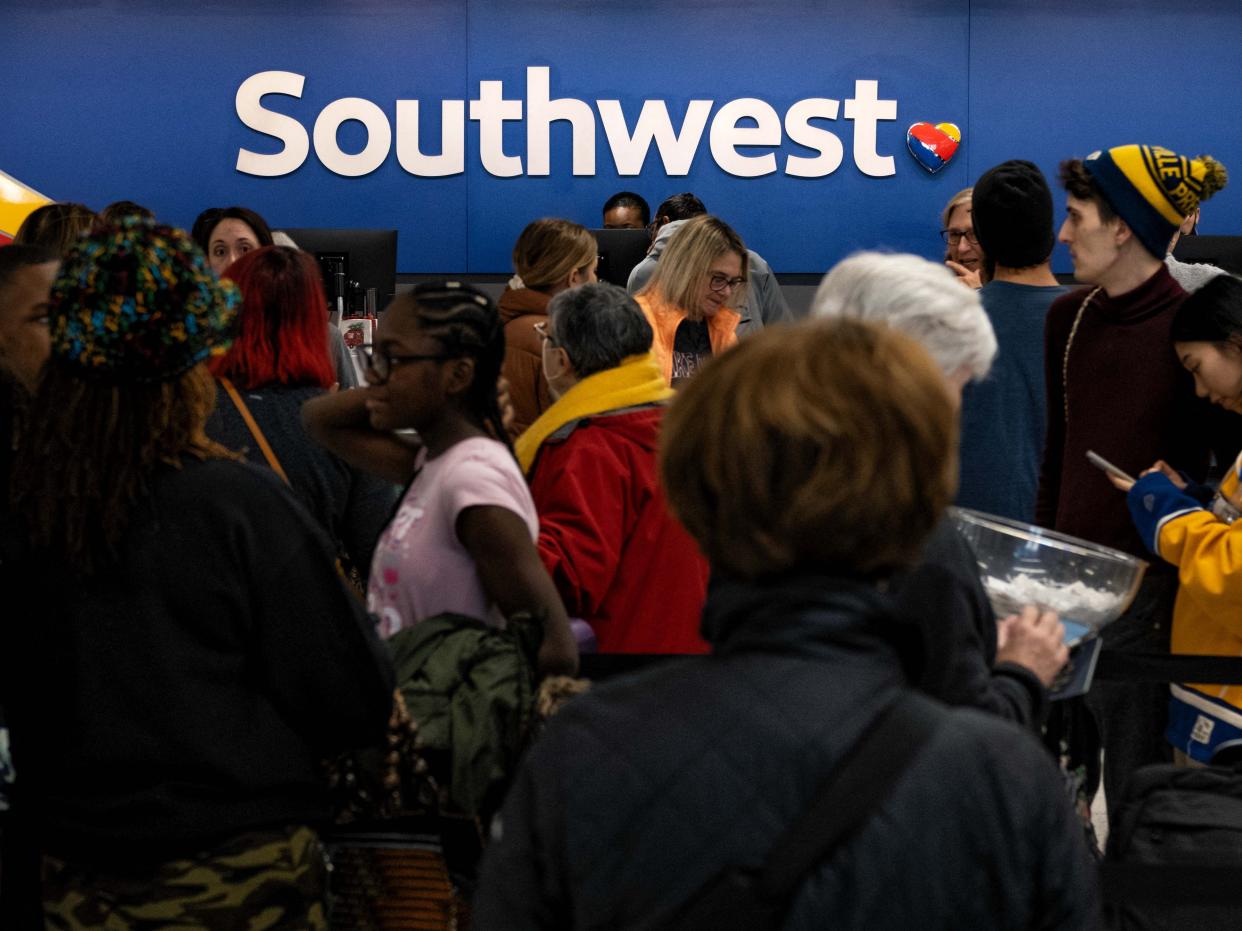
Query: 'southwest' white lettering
234,67,897,180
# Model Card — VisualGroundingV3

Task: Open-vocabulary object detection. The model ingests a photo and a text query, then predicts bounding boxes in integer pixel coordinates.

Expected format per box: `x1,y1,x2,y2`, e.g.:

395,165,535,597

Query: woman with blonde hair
635,214,748,386
499,218,597,435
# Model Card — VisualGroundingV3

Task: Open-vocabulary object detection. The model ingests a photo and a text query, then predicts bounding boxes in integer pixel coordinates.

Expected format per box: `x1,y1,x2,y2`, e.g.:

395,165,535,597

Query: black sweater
0,458,394,864
894,521,1046,728
1037,267,1211,558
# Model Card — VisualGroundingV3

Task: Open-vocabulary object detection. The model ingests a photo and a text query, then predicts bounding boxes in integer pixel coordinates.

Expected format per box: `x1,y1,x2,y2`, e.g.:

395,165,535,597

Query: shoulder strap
757,692,942,900
219,377,290,486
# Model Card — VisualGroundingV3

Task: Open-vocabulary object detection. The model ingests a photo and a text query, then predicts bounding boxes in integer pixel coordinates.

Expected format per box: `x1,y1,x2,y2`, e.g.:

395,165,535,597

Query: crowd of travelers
0,140,1235,929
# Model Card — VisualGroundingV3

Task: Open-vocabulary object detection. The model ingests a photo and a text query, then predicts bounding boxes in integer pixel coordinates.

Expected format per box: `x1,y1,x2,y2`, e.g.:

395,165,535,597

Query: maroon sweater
1036,265,1211,559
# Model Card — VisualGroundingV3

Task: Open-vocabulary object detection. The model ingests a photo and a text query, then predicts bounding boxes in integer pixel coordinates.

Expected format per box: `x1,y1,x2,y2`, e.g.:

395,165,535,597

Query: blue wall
3,0,1241,273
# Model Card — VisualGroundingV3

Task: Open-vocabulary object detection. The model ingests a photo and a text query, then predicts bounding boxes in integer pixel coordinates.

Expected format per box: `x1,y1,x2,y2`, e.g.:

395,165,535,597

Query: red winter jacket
529,404,709,654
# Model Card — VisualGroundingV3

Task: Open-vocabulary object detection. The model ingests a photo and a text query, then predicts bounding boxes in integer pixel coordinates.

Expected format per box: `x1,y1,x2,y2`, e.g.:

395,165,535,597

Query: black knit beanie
971,160,1054,269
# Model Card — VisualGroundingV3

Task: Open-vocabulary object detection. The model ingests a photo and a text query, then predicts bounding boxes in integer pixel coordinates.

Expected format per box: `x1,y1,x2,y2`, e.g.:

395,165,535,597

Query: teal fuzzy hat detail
50,216,239,383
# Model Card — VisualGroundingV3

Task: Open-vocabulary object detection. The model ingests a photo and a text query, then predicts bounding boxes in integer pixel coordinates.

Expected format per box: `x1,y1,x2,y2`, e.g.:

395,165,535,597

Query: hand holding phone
1086,450,1135,488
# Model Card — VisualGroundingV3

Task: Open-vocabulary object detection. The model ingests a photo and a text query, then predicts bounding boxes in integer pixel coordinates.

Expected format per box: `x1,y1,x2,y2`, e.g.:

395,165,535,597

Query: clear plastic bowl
949,507,1148,642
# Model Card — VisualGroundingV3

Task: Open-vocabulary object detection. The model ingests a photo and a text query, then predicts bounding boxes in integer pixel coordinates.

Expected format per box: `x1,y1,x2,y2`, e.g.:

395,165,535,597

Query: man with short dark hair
601,191,650,230
957,160,1065,522
513,282,709,653
647,191,705,232
0,244,58,396
627,191,792,327
1038,144,1227,823
0,243,58,927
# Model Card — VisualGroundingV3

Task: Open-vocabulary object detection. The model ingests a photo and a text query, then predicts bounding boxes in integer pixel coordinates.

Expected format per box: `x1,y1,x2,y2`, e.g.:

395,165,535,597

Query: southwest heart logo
907,122,961,173
0,168,52,243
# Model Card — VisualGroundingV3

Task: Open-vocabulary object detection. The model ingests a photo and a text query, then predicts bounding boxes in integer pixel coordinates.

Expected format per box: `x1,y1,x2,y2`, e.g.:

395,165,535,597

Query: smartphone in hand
1086,450,1135,485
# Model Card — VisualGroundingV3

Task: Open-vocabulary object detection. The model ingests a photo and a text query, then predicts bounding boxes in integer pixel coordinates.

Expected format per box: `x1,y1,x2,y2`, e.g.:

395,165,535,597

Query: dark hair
655,192,707,223
1171,275,1242,346
0,244,59,292
10,363,232,575
191,206,274,253
0,244,58,445
602,191,651,225
406,281,511,451
208,246,334,390
1058,159,1117,223
191,208,224,249
100,200,155,225
13,203,97,255
548,283,653,378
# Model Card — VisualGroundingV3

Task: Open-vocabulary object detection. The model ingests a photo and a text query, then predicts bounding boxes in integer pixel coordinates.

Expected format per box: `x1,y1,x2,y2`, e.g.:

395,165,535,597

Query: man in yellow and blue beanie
1039,144,1231,831
1082,145,1227,259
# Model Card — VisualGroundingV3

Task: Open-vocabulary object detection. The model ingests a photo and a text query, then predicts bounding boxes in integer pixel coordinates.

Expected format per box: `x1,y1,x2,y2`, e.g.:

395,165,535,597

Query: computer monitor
591,228,651,289
1172,235,1242,277
279,227,398,314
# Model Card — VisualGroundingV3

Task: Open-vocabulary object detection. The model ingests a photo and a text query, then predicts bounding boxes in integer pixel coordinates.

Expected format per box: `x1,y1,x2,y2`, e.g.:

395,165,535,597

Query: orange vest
634,292,741,385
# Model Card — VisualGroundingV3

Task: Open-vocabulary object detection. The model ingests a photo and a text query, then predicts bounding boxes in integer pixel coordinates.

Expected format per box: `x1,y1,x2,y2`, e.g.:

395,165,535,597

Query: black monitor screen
591,228,651,289
280,227,398,314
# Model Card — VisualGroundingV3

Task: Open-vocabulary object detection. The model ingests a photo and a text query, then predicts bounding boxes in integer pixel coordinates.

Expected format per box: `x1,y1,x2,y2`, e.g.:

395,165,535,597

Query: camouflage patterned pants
41,824,328,930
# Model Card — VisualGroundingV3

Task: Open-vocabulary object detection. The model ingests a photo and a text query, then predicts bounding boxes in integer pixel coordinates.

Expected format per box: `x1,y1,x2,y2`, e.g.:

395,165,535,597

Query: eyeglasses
709,273,746,293
362,346,451,384
533,321,556,346
940,228,978,246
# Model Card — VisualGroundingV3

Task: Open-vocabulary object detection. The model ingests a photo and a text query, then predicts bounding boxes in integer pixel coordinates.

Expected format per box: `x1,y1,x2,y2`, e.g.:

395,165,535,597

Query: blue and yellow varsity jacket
1129,453,1242,762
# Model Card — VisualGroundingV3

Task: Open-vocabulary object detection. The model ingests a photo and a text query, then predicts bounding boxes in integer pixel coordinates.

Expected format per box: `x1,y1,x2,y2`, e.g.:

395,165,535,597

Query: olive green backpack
387,611,542,817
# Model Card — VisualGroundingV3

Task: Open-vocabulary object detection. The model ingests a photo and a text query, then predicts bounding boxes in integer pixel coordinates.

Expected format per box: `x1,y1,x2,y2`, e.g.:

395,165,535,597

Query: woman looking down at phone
1111,275,1242,764
634,215,749,387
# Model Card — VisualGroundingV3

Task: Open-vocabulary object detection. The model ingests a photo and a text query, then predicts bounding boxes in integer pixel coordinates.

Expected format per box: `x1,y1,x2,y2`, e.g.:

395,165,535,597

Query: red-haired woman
207,245,396,577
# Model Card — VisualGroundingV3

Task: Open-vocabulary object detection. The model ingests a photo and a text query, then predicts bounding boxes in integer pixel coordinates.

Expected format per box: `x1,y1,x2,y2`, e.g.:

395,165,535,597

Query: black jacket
894,520,1047,728
474,573,1095,930
207,381,398,577
0,458,394,864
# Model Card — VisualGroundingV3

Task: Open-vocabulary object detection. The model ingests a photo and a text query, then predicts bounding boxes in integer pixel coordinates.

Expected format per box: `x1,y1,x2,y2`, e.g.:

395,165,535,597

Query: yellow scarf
515,352,672,475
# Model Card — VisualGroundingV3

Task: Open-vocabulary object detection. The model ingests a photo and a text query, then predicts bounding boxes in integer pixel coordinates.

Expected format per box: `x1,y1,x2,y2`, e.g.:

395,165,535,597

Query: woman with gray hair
514,282,710,653
812,251,997,392
812,251,1067,731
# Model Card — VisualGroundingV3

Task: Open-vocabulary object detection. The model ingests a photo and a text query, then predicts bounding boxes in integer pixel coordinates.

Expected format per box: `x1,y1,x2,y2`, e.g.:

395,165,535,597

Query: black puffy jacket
894,520,1047,728
474,573,1096,930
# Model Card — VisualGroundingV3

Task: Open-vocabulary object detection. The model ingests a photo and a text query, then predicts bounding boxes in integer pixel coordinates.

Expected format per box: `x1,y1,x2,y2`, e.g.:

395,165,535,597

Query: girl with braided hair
303,281,578,675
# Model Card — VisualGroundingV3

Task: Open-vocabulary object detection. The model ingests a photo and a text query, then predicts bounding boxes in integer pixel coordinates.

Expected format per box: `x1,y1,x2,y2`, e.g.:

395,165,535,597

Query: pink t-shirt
368,436,539,637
